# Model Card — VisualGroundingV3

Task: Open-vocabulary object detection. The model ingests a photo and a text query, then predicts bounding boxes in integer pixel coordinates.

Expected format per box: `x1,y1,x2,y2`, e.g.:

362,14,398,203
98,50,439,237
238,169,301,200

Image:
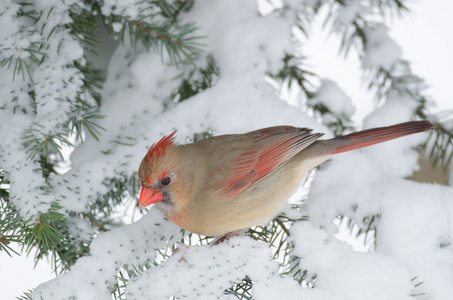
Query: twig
130,20,183,45
82,213,108,232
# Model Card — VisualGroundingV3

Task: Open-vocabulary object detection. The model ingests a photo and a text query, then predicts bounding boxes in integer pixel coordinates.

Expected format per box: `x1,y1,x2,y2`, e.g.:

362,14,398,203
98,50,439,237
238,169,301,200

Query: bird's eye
160,177,171,186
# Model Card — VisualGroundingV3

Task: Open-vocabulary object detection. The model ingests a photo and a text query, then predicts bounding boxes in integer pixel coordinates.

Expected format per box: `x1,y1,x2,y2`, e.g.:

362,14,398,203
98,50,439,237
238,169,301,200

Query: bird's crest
144,131,177,163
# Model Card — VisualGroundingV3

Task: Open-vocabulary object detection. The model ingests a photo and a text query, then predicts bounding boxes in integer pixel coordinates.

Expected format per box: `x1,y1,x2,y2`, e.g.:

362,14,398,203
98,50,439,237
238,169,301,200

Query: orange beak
138,186,165,211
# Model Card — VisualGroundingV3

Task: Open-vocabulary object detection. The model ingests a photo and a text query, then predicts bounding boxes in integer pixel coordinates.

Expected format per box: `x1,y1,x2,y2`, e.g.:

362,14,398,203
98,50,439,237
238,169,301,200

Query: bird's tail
328,120,435,154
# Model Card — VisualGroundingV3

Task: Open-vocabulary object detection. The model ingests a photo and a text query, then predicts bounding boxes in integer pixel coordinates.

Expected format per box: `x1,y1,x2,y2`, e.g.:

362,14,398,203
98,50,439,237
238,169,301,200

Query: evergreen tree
0,0,452,299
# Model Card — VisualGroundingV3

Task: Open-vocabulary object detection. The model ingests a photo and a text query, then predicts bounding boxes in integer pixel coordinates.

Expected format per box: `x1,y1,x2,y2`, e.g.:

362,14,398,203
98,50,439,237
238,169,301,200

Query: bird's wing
218,126,323,197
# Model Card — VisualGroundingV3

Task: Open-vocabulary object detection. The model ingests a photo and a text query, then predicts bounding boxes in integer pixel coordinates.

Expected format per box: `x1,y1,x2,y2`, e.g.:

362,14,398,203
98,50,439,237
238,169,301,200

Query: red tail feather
330,120,435,154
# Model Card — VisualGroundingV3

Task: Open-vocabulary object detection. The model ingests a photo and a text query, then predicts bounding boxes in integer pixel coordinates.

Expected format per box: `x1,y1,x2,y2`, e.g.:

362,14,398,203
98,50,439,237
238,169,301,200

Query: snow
31,210,182,299
101,0,155,20
289,222,414,300
67,215,95,244
361,24,403,69
363,91,427,177
111,22,123,33
311,79,356,118
376,181,453,300
0,0,92,217
0,3,37,61
253,276,351,300
126,237,277,299
304,146,453,300
1,0,452,299
334,3,371,29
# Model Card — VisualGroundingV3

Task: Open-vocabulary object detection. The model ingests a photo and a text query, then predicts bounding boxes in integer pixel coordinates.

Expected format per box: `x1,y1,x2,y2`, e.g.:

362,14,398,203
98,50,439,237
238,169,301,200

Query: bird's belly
184,168,306,236
175,155,330,237
198,187,298,236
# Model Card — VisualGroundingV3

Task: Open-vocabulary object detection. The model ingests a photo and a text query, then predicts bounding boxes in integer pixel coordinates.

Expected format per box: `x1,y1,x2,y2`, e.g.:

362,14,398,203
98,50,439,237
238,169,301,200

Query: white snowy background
1,0,453,299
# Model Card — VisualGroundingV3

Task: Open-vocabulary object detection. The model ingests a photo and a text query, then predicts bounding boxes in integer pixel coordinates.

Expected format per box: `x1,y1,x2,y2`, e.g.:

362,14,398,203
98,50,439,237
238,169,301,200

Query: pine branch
331,1,453,171
112,259,156,299
91,0,204,65
11,2,106,161
1,0,203,275
283,256,317,286
330,1,429,117
336,5,453,170
81,212,109,232
68,3,100,55
426,129,453,171
172,55,219,103
269,54,354,135
373,0,410,16
90,173,140,216
19,201,69,273
158,0,195,22
2,1,446,298
329,0,450,167
224,276,254,300
129,19,182,44
0,4,46,82
362,61,428,103
337,214,378,250
68,98,106,142
0,193,21,257
111,238,185,299
21,124,74,161
415,109,453,170
268,53,316,97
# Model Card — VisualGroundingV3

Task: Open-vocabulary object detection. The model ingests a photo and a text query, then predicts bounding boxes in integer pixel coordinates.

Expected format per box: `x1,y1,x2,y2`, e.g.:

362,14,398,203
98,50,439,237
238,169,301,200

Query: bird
138,120,435,239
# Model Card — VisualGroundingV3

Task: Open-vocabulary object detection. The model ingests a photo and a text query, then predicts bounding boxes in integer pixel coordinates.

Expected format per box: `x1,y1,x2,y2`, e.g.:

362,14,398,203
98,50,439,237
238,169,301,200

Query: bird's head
138,131,181,214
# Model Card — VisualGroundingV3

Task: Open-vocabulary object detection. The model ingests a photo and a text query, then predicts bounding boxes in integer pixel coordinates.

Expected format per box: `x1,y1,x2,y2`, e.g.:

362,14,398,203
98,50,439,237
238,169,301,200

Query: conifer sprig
0,4,45,82
91,0,204,65
0,189,21,257
172,55,219,103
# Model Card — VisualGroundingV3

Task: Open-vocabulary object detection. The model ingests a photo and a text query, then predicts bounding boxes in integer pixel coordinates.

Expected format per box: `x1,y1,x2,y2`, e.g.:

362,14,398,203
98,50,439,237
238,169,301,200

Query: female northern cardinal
138,120,434,238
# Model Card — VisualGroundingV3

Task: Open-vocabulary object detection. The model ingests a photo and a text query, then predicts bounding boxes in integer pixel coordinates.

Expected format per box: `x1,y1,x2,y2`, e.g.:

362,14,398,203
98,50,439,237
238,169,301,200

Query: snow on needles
126,237,277,300
311,79,355,119
361,24,403,69
31,210,182,299
0,0,92,217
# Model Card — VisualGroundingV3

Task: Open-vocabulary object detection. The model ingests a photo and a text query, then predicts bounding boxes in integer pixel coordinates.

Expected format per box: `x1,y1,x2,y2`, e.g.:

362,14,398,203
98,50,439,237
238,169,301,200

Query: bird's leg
172,241,190,263
173,241,189,253
212,229,244,245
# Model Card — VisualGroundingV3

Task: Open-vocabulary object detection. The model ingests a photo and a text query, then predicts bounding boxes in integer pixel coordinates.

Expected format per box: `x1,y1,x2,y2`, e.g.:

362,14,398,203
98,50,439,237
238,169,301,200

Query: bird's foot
212,229,244,245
